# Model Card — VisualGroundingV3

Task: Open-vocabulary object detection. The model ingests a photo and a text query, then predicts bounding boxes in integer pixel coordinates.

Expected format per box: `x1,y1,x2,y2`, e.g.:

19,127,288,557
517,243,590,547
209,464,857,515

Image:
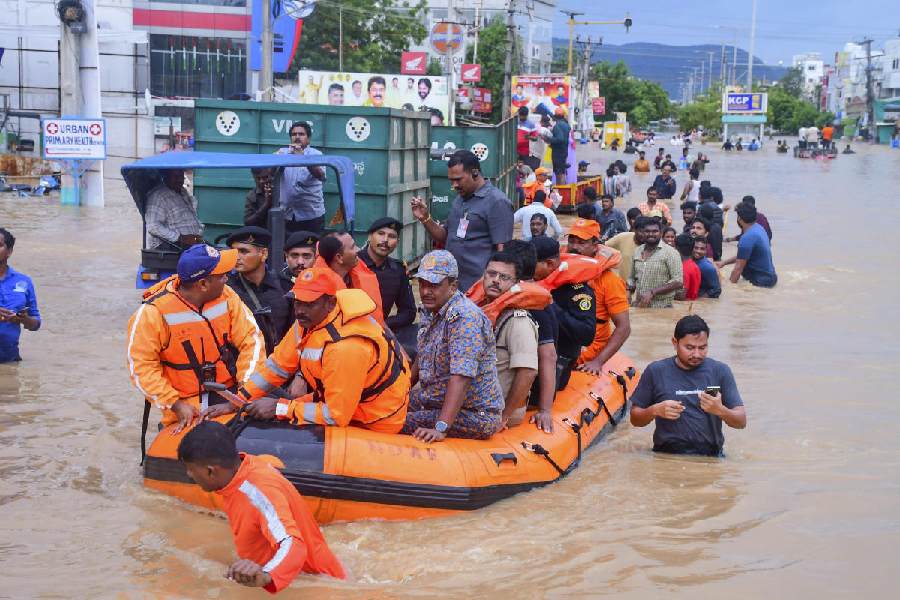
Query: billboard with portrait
296,69,450,115
510,75,573,121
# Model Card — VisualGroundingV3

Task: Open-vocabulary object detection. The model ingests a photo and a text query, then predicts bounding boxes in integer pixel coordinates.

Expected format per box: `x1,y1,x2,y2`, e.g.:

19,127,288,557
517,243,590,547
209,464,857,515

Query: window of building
150,35,246,99
807,64,816,71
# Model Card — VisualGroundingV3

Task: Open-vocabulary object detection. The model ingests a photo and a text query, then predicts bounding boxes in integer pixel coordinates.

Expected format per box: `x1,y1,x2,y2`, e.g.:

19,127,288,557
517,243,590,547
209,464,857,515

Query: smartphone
705,385,721,397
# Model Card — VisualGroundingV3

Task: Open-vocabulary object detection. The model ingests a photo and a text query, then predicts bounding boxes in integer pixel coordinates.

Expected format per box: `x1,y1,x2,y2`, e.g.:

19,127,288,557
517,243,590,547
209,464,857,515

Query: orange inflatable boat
143,353,639,524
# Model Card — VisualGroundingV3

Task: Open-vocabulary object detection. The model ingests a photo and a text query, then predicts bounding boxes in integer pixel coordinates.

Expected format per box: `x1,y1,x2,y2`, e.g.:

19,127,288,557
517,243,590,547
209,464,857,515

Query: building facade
792,52,824,101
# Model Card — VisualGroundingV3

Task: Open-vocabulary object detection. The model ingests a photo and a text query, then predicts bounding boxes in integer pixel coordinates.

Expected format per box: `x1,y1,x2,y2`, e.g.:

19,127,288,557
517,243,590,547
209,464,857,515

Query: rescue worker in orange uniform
126,244,265,440
178,421,346,593
208,267,410,433
314,231,385,326
521,167,552,206
564,219,633,376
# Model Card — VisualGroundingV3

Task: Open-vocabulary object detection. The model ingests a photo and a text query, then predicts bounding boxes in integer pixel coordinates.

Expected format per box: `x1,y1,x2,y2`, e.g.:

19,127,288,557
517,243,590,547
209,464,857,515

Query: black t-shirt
529,306,558,346
549,282,596,360
528,306,558,405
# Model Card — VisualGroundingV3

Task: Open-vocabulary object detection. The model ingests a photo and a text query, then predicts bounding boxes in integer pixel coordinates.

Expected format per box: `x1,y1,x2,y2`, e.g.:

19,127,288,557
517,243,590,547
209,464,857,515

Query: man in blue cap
401,250,503,442
226,226,293,354
127,244,265,438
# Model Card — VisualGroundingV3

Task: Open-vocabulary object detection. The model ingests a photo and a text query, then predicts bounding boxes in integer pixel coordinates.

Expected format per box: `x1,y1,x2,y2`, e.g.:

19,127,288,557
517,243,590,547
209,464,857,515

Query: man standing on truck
276,122,326,236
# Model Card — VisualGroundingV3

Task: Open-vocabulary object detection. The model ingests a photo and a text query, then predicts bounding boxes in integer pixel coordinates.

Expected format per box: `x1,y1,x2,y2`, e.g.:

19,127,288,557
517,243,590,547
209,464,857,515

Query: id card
456,213,470,239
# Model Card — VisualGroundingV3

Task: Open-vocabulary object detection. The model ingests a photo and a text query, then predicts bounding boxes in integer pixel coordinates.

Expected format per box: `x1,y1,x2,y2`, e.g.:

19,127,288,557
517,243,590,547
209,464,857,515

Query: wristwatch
434,420,449,434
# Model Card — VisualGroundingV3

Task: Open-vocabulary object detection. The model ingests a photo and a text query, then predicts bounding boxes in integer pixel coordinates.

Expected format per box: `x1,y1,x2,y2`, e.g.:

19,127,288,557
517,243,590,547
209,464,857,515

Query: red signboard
461,64,481,83
401,51,427,75
592,97,606,116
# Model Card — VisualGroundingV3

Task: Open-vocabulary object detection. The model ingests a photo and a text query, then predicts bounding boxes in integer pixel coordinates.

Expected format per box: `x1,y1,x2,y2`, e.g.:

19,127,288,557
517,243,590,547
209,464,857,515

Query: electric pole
860,37,875,141
700,60,705,95
260,0,273,100
747,0,758,89
502,0,516,120
708,51,714,90
720,44,726,85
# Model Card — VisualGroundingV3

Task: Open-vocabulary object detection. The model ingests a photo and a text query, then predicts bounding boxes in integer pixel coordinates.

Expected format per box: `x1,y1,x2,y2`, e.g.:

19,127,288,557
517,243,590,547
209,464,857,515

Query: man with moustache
281,231,319,283
226,226,293,354
364,76,387,107
402,251,503,442
358,217,416,332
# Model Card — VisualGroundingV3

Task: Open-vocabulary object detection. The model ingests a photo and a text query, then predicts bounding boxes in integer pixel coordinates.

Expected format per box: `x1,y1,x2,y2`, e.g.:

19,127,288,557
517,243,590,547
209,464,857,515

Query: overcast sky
553,0,900,65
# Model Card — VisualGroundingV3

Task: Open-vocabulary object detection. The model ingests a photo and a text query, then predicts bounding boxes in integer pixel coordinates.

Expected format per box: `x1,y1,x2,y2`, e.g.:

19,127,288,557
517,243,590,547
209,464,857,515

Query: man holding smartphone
0,228,41,362
630,315,746,456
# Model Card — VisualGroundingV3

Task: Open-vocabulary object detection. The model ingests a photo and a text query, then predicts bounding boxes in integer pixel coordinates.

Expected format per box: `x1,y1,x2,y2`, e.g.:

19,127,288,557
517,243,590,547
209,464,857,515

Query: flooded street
2,141,899,597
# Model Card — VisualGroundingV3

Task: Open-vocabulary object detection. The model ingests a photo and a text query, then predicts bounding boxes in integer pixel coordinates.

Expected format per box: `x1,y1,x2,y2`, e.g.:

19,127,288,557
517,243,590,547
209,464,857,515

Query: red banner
461,64,481,83
401,51,427,75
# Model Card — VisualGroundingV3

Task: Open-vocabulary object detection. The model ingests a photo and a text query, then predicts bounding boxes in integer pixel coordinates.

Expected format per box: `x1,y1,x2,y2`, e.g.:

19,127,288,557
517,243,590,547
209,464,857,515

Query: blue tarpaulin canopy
120,151,356,225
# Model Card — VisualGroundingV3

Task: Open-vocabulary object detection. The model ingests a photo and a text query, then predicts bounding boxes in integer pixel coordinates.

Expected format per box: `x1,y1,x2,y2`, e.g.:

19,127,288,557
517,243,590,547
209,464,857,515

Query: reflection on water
1,141,900,596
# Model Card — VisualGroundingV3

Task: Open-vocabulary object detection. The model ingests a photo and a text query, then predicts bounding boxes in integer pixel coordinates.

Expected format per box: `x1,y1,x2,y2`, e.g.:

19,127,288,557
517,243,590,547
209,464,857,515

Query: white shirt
513,203,563,241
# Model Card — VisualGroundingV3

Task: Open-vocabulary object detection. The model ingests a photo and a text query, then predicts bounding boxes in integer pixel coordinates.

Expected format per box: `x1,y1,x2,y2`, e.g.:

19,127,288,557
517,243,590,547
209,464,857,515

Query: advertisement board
471,87,492,114
510,75,573,121
592,97,606,116
296,69,449,114
461,64,481,83
722,92,767,113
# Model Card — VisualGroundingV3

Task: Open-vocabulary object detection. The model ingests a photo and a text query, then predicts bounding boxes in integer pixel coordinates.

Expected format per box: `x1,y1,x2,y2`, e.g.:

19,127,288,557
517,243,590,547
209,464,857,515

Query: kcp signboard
722,93,767,113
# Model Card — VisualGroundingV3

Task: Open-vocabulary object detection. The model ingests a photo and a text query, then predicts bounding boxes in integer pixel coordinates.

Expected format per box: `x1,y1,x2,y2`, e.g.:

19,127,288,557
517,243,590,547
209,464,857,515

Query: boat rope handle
608,370,631,404
521,441,567,476
561,418,584,468
589,391,618,427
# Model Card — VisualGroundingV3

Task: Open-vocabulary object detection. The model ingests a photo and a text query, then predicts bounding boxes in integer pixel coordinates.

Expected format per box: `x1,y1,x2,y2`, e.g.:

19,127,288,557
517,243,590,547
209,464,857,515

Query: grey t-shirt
631,356,743,456
445,180,514,292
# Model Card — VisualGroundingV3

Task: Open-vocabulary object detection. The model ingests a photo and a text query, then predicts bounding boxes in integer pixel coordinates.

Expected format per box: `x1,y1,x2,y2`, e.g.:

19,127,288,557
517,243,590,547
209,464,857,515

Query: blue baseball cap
177,244,238,283
414,250,458,284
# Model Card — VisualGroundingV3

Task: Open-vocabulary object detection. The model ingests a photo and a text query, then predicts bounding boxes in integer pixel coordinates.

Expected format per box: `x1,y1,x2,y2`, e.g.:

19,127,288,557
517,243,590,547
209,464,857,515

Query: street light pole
747,0,758,89
562,11,631,75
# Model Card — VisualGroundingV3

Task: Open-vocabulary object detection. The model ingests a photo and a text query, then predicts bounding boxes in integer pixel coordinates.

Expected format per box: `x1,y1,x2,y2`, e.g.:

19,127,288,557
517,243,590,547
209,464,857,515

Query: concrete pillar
59,0,105,207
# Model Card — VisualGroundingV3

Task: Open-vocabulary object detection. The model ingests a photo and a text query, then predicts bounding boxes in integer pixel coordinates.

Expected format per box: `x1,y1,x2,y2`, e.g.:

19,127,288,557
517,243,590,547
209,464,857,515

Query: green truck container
192,99,431,263
428,116,518,223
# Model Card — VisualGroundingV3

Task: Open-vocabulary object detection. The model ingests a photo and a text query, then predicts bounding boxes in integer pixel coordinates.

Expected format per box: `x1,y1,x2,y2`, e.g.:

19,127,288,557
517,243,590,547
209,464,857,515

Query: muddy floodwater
1,141,899,598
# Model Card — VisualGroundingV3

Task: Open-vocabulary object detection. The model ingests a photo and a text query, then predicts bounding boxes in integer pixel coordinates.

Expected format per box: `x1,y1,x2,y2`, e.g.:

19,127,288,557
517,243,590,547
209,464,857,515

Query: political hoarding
511,75,573,122
296,70,450,115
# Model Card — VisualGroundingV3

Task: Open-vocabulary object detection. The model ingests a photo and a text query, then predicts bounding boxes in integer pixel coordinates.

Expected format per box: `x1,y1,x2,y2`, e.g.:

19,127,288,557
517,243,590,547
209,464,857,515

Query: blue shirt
631,356,743,456
694,257,721,298
0,266,41,362
736,223,777,287
276,146,326,221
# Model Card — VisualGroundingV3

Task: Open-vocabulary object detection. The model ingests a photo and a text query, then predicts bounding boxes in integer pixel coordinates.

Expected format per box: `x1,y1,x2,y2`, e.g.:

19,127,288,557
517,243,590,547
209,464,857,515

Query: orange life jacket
538,250,621,291
465,280,552,325
141,275,241,399
313,256,385,325
295,289,409,432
